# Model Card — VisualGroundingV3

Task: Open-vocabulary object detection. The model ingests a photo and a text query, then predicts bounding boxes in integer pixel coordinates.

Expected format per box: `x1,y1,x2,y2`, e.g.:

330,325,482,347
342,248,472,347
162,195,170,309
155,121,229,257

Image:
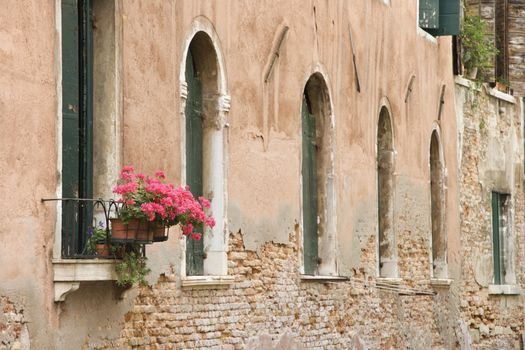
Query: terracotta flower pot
135,221,154,243
110,218,138,241
95,243,111,257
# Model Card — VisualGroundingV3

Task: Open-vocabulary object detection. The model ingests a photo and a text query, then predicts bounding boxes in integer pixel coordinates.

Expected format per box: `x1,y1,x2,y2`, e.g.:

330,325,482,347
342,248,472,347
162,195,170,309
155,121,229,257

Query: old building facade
0,0,524,349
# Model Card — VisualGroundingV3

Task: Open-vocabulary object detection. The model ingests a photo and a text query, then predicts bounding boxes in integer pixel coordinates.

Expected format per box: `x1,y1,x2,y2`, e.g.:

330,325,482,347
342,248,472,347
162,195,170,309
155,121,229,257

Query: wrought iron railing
42,198,120,259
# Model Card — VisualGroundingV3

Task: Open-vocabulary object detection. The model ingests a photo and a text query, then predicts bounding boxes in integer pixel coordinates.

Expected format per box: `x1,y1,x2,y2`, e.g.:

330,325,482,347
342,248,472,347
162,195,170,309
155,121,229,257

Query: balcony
42,198,147,301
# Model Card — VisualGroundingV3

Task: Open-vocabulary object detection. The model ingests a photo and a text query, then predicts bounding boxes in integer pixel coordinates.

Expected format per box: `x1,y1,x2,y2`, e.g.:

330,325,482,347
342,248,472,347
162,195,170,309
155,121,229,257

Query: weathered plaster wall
0,0,485,348
0,0,60,348
455,80,525,348
95,0,461,348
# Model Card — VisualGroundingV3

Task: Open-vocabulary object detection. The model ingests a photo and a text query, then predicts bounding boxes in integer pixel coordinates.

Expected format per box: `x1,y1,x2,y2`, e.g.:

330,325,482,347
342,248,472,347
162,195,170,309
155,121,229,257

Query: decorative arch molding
300,67,338,277
179,16,229,97
179,17,230,278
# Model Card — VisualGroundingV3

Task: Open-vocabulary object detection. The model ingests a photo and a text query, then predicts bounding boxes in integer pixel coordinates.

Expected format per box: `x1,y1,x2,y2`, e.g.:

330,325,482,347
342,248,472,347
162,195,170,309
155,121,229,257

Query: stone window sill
376,277,403,286
181,275,235,289
488,284,522,295
416,27,438,45
430,278,453,288
53,259,119,302
300,275,349,282
455,76,481,91
484,86,516,104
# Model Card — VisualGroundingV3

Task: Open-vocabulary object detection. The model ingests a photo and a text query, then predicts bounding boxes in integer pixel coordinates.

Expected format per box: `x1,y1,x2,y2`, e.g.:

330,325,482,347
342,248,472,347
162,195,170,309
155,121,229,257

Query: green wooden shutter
62,0,80,202
419,0,440,29
61,0,93,256
80,0,93,201
302,94,318,275
491,192,501,284
427,0,460,36
185,50,204,276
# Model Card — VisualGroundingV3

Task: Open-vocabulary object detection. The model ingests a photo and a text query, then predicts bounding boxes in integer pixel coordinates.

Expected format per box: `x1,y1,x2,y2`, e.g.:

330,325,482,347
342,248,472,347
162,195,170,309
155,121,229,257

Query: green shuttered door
62,0,80,201
185,50,204,276
302,94,318,275
61,0,93,255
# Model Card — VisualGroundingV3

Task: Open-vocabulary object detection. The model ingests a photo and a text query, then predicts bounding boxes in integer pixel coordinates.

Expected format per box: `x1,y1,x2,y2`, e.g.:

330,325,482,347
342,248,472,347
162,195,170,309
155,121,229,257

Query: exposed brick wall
0,297,26,350
96,230,452,349
457,84,524,348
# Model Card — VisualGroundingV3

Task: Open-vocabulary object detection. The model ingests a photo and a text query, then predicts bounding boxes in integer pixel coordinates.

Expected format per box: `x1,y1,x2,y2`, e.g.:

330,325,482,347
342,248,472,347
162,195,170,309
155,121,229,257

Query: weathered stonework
0,297,28,350
456,79,525,349
95,230,450,350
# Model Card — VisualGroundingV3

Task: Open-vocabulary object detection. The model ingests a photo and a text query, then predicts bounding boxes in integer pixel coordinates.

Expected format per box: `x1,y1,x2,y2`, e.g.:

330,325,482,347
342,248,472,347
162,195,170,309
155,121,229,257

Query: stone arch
301,70,337,276
430,126,447,278
377,102,396,278
180,18,230,277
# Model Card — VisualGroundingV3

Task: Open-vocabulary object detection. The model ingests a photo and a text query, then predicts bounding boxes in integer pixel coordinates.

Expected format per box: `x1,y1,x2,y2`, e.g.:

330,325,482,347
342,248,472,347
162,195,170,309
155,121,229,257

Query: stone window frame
299,66,339,279
376,98,398,279
52,0,123,302
178,17,232,287
429,124,448,280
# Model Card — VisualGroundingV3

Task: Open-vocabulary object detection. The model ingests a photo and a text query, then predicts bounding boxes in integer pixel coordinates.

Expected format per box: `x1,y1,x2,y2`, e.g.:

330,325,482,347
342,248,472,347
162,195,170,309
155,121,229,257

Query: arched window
430,130,447,278
182,31,228,276
377,106,396,277
301,73,337,276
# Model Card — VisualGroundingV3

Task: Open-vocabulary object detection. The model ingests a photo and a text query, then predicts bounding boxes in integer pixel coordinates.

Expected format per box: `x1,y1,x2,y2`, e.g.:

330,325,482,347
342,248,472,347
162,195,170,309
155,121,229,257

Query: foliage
84,221,109,254
115,244,151,287
113,166,215,241
461,14,498,77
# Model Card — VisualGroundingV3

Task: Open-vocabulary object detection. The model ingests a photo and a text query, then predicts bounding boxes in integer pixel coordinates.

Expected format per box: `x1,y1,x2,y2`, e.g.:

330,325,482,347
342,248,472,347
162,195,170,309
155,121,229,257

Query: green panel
185,50,204,276
61,0,93,256
80,0,93,200
491,192,501,284
427,0,460,36
62,0,80,200
419,0,439,29
302,94,318,275
79,0,93,251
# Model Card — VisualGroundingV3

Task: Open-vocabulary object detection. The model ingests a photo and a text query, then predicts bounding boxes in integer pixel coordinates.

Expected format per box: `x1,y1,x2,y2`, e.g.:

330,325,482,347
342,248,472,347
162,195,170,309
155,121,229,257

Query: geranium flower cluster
113,166,215,240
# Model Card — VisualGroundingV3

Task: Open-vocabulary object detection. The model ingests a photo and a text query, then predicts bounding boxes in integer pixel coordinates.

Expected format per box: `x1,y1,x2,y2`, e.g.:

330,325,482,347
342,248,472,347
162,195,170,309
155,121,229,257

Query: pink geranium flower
112,166,215,241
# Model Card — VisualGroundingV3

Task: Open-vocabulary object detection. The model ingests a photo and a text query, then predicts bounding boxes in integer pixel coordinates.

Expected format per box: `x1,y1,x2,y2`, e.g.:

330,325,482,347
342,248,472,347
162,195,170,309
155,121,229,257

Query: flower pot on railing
135,221,154,244
112,166,216,246
110,218,138,242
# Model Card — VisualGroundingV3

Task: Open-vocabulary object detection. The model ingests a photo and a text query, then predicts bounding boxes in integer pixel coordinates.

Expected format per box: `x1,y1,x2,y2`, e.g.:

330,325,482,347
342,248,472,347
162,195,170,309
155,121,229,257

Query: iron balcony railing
42,198,120,259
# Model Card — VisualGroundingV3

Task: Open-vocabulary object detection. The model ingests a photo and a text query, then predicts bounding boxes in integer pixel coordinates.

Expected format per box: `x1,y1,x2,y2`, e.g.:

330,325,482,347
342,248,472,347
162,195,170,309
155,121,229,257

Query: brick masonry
92,229,454,350
0,296,27,350
456,82,525,349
